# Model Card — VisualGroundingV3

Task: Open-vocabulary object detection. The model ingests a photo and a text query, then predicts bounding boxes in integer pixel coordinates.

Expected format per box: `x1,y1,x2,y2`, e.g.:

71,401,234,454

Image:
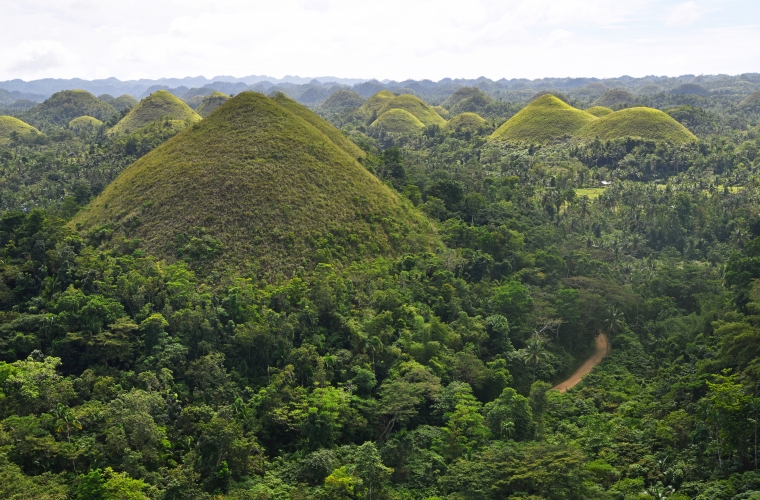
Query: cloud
3,40,73,74
666,1,704,27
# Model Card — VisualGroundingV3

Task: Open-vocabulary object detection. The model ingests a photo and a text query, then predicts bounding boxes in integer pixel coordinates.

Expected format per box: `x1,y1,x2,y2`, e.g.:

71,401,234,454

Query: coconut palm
603,306,625,335
523,337,550,382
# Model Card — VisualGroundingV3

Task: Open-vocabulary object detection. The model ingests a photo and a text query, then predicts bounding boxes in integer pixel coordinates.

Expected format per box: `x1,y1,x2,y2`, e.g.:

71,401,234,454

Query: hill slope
321,90,365,113
577,107,697,143
110,91,201,135
441,87,490,109
74,92,436,277
446,112,487,134
377,94,446,127
371,109,425,134
69,116,103,130
490,95,596,143
25,90,116,126
195,92,230,118
740,90,760,108
359,90,396,116
0,116,41,142
585,106,613,117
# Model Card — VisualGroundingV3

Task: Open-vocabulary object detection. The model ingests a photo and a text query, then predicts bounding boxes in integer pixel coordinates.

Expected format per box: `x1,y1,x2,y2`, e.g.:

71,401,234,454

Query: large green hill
321,90,365,113
195,92,230,118
441,87,490,110
446,112,487,135
377,94,446,127
74,92,437,277
69,116,103,131
25,90,116,126
577,107,697,143
371,108,425,134
359,90,396,116
490,95,596,143
110,90,201,135
0,116,41,143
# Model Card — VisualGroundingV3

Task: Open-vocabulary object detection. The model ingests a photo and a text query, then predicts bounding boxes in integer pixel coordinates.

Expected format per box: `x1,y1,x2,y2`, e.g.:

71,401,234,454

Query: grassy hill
359,90,396,116
377,94,446,127
74,92,436,277
270,92,365,159
25,90,116,126
321,90,365,113
490,95,596,143
370,109,425,134
0,116,41,143
69,116,103,131
740,90,760,108
446,112,487,134
441,87,489,109
195,92,230,118
636,84,663,95
594,89,637,108
109,94,138,112
110,90,201,135
577,107,697,143
585,106,613,117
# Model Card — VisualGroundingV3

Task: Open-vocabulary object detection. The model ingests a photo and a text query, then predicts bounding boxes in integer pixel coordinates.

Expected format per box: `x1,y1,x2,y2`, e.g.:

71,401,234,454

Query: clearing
553,333,610,393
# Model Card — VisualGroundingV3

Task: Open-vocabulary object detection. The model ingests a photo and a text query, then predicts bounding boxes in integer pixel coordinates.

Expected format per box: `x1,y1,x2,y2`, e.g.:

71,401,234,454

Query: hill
359,90,396,116
110,90,201,135
577,107,697,143
370,108,425,134
594,89,637,108
445,112,487,135
69,116,103,131
25,90,116,126
270,92,365,159
321,90,365,113
739,90,760,108
490,95,596,143
377,94,446,127
195,92,230,118
0,116,41,143
636,84,663,95
432,106,450,119
575,82,609,99
73,92,436,277
441,87,490,109
585,106,613,117
671,84,710,96
109,94,138,112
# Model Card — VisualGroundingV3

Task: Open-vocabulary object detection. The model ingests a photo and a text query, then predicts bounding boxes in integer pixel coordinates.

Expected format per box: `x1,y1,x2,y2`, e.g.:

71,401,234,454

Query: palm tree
603,306,625,335
53,403,82,444
523,337,549,382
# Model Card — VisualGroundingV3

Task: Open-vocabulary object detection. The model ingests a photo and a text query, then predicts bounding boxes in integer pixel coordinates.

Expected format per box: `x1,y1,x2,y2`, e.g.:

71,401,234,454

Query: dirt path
552,333,610,393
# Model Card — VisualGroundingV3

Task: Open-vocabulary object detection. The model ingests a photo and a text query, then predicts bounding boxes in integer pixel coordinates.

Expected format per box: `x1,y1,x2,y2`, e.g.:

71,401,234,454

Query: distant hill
446,112,487,135
74,92,437,277
739,90,760,108
110,90,201,135
585,106,613,117
24,90,116,126
376,94,446,127
490,95,596,143
575,82,609,99
441,87,490,109
671,84,710,96
109,94,138,112
69,116,103,131
594,89,637,108
359,90,396,116
636,84,663,95
576,107,697,143
195,92,230,118
321,90,365,113
371,109,425,134
0,116,41,143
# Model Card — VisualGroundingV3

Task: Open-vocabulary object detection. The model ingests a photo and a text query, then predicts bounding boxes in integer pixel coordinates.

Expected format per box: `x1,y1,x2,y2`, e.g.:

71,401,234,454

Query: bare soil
552,333,610,393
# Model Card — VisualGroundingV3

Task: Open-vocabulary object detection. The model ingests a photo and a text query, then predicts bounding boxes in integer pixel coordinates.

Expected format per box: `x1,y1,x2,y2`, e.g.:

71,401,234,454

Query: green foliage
110,90,201,135
24,90,117,127
195,91,230,118
0,116,41,143
321,90,365,113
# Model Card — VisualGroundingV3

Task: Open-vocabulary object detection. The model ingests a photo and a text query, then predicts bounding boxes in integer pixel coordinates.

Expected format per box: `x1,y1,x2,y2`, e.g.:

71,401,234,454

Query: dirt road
552,333,610,393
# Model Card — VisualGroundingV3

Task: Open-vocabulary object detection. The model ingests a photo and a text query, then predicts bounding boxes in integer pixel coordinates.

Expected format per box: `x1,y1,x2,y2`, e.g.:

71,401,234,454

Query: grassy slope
195,92,230,118
69,116,103,129
74,92,437,278
110,91,201,135
371,109,425,134
360,90,396,116
271,93,365,159
446,112,486,131
585,106,613,117
490,95,597,143
441,87,489,109
378,94,446,127
577,107,697,143
321,90,365,112
0,116,40,141
740,90,760,107
26,90,116,125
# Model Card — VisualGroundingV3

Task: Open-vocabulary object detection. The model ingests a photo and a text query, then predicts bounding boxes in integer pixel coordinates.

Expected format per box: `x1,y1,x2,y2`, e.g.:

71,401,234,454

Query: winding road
552,333,610,393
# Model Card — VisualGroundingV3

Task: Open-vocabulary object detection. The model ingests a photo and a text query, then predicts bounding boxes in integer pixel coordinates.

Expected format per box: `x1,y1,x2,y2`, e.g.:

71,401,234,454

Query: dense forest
0,74,759,500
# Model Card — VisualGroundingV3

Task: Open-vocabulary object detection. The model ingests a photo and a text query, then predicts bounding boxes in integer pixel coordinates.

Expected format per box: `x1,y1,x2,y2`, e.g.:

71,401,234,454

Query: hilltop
577,107,697,143
490,95,596,143
109,94,139,112
110,90,201,135
371,108,425,134
74,92,436,277
377,94,446,127
594,89,637,108
195,91,230,118
585,106,613,117
359,90,396,116
69,116,103,131
321,90,365,113
0,116,41,142
441,87,490,109
24,90,116,126
446,112,487,135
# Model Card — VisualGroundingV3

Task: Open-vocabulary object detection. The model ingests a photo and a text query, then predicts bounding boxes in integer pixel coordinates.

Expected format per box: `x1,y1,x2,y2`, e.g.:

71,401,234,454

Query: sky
1,0,759,82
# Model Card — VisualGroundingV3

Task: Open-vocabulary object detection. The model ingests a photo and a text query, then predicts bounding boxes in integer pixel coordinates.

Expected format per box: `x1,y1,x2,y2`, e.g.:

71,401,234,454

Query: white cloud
2,40,74,75
666,1,704,27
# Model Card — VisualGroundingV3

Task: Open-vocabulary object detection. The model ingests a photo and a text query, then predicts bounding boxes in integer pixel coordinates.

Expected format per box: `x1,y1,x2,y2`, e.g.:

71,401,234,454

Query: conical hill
195,92,230,118
26,90,116,126
490,95,596,143
359,90,396,116
740,90,760,108
371,109,425,134
110,90,201,134
576,107,697,143
446,112,487,134
74,92,438,277
0,116,41,143
377,94,446,127
321,90,365,113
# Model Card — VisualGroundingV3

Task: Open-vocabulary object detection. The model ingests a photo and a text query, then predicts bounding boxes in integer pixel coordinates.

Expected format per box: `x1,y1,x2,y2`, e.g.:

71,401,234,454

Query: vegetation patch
490,95,596,143
109,90,201,135
577,107,697,143
446,112,487,135
441,87,490,109
371,108,426,134
359,90,396,116
195,91,230,118
24,90,116,126
321,90,365,113
69,115,103,131
0,116,41,143
584,106,613,117
593,89,637,109
740,90,760,108
377,94,446,127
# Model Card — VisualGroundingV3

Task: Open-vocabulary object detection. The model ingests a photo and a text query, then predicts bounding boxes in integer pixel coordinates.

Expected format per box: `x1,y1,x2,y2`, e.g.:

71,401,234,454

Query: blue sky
0,0,758,81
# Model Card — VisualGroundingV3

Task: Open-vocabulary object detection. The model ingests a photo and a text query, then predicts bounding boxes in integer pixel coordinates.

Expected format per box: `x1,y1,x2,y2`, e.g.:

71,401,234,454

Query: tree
603,305,624,335
52,402,81,444
522,338,549,382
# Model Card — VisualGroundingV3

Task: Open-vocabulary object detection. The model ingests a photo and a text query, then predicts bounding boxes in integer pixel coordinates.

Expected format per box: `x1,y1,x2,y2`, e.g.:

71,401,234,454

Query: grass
574,188,606,199
110,90,201,135
740,90,760,108
371,109,425,134
377,94,446,127
0,116,40,142
321,90,365,112
359,90,396,116
585,106,613,117
593,89,637,108
74,92,438,279
441,87,489,109
195,92,230,118
432,106,450,119
446,112,486,132
576,107,697,143
25,90,117,126
69,116,103,130
490,95,596,143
